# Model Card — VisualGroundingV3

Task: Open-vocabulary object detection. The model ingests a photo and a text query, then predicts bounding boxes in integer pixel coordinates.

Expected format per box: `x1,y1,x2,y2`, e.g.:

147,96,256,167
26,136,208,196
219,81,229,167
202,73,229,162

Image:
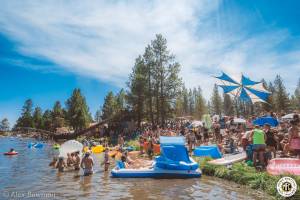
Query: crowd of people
48,112,299,174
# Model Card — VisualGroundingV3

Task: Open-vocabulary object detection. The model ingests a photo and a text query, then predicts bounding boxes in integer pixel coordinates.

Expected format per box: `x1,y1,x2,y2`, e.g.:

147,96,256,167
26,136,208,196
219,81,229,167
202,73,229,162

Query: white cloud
0,0,299,99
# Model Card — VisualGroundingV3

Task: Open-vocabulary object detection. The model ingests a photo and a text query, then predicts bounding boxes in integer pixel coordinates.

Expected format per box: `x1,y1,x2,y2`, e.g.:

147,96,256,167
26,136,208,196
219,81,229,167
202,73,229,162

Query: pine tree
274,75,290,113
0,118,10,131
52,101,65,130
223,94,234,116
127,56,147,126
292,78,300,112
151,34,182,126
94,108,102,122
211,84,222,115
143,45,155,125
261,79,273,112
182,86,189,115
66,89,91,131
33,107,43,129
42,110,52,130
194,87,207,119
16,99,34,128
116,89,126,112
101,91,117,120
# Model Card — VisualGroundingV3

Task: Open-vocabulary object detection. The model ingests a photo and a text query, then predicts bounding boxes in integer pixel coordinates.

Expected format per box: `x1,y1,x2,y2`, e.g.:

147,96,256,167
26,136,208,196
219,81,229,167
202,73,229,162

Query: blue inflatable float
193,145,222,159
111,136,201,178
28,143,44,149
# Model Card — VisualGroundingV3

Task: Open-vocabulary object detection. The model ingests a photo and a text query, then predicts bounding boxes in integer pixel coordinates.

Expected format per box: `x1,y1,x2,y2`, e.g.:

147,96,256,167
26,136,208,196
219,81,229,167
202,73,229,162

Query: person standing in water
56,157,67,172
103,148,110,171
250,125,266,168
73,151,81,171
80,152,94,176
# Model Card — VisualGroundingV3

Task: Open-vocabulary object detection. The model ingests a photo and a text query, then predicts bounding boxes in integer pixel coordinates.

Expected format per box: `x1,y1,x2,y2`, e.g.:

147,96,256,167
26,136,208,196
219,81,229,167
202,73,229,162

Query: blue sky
0,0,300,125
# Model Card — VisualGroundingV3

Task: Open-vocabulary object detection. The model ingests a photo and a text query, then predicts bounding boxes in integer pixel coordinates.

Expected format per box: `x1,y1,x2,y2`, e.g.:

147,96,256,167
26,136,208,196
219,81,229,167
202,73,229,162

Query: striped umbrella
215,72,271,103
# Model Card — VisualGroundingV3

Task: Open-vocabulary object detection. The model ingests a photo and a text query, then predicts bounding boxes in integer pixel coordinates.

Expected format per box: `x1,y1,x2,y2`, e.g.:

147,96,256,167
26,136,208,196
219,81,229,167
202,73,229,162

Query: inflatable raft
208,151,247,166
267,158,300,176
53,144,60,150
28,143,44,149
112,136,201,178
193,145,222,159
111,165,201,178
3,152,18,156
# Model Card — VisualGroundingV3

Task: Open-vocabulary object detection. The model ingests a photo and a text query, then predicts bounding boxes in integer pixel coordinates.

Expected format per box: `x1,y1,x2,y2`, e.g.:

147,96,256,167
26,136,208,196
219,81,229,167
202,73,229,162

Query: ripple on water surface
0,137,271,200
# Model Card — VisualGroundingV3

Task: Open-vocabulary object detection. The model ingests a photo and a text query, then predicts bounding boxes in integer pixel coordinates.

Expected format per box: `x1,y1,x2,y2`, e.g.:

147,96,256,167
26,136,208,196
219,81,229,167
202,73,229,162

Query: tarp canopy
216,72,271,103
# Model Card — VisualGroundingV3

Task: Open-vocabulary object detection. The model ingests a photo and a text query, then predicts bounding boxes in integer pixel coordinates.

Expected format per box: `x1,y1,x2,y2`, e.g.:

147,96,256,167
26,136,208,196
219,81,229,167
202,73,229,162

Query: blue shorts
252,144,266,151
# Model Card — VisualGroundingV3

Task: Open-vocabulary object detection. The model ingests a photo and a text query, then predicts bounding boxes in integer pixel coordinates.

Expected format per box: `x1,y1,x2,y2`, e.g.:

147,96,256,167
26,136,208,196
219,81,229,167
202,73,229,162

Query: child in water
56,157,67,172
66,153,74,167
103,148,110,171
49,157,58,168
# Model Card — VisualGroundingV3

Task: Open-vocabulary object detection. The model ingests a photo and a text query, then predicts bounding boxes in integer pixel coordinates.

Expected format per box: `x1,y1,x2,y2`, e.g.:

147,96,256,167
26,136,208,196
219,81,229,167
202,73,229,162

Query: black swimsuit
265,131,276,147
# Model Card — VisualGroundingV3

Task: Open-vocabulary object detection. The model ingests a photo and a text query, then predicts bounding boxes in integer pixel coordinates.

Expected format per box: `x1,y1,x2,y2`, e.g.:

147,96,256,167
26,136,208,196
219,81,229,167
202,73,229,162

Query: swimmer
56,157,67,172
104,148,110,171
49,157,58,168
81,152,94,176
73,151,81,170
67,153,74,167
9,148,15,153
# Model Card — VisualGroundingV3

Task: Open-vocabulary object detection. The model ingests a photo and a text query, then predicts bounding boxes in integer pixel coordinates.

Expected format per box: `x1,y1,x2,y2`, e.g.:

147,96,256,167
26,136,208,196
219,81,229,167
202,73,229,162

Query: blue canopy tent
215,72,271,103
253,116,279,127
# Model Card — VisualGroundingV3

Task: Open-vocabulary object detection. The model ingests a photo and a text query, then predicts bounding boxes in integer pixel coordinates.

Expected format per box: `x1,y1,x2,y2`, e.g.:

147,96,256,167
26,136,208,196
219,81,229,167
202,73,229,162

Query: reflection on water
0,137,271,200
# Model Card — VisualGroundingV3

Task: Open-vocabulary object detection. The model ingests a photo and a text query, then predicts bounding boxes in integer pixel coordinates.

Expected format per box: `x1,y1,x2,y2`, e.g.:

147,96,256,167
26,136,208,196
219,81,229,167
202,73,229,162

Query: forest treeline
3,34,299,131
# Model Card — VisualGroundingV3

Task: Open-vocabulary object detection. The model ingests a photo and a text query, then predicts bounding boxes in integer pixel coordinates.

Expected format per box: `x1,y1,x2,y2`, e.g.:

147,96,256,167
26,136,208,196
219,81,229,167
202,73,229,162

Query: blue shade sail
241,75,260,86
246,87,269,101
239,88,251,102
216,72,239,84
216,72,271,103
219,85,239,93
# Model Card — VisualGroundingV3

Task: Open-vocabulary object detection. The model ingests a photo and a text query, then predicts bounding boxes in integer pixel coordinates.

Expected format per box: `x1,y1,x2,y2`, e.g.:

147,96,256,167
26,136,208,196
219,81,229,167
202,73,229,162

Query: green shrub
202,162,300,199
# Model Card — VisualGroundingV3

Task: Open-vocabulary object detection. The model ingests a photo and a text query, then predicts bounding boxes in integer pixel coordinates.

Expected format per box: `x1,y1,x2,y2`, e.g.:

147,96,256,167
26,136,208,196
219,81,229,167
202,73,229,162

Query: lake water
0,136,271,200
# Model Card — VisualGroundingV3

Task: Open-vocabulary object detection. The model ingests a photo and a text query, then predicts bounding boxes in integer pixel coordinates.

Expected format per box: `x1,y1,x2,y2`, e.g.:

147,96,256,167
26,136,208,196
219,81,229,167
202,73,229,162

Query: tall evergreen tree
33,107,43,129
66,89,91,131
42,110,52,131
211,84,222,115
293,78,300,110
223,94,234,116
101,91,117,120
150,34,182,126
194,87,207,119
182,86,189,115
0,118,10,131
274,75,290,113
52,101,65,130
116,89,126,112
143,45,155,125
16,99,34,128
94,107,102,122
127,56,147,126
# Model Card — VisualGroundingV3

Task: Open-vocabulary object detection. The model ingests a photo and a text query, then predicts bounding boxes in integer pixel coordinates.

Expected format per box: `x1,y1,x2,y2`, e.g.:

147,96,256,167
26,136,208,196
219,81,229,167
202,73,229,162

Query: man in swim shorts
250,125,266,168
73,151,81,170
81,152,94,176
